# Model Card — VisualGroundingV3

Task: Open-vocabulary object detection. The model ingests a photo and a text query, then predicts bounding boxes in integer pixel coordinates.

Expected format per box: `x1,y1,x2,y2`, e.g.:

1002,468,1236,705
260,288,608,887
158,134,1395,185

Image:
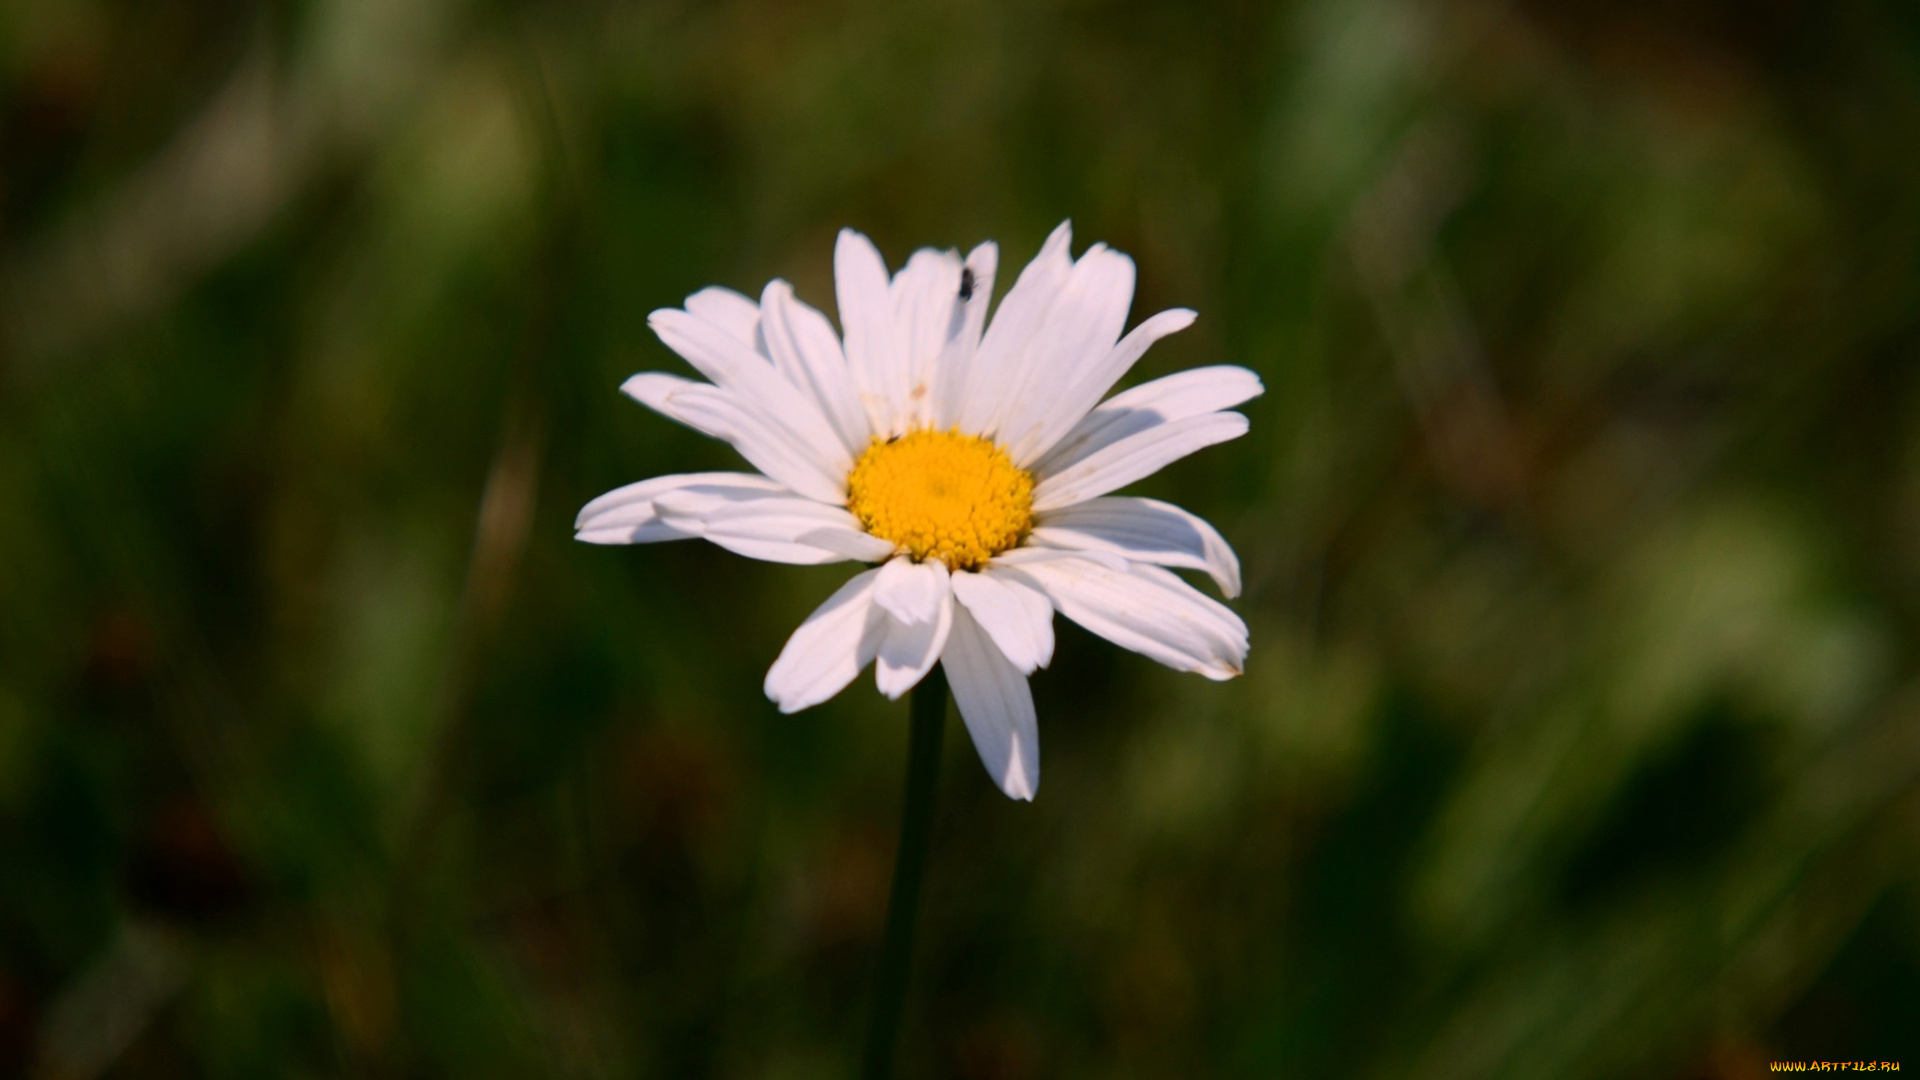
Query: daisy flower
577,223,1257,800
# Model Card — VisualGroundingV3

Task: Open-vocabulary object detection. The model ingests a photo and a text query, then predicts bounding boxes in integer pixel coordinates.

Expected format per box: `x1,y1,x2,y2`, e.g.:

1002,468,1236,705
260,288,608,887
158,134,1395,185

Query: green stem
861,667,948,1080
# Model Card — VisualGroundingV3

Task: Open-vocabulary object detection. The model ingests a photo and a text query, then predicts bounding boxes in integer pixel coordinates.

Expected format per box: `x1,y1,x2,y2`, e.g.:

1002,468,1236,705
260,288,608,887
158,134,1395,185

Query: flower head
846,429,1033,570
577,223,1259,800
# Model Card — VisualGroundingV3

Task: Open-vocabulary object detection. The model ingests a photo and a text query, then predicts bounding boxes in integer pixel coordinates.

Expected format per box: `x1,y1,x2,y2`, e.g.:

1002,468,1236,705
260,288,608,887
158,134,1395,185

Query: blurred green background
5,0,1920,1075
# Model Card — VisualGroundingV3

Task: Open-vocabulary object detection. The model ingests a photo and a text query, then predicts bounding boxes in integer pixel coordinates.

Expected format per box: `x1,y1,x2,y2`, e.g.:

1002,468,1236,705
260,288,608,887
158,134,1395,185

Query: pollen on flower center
845,429,1034,571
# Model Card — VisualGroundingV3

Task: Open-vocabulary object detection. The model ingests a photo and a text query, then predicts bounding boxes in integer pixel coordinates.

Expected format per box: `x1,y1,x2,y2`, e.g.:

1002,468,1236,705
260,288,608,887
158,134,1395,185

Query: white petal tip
618,373,667,401
1004,771,1038,799
765,689,809,714
574,528,642,545
875,655,942,700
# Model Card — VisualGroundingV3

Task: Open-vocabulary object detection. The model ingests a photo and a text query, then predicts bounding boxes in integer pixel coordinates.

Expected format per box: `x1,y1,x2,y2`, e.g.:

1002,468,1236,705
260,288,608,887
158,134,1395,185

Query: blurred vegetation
5,0,1920,1076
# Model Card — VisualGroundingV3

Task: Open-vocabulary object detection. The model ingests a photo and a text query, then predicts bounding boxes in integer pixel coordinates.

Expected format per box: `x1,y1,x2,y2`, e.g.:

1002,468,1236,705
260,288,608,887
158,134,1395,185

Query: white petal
576,519,694,546
655,491,877,565
875,586,953,699
619,372,732,439
835,228,901,437
959,221,1074,436
684,286,763,348
650,308,852,476
574,470,786,527
994,244,1139,460
873,556,950,625
1034,365,1264,477
1013,308,1196,466
575,470,789,545
760,280,870,453
1031,412,1249,512
933,242,999,430
796,527,897,562
1031,496,1242,597
1013,557,1248,680
889,249,965,431
765,569,887,713
622,373,847,503
943,606,1039,800
950,567,1055,673
990,544,1130,574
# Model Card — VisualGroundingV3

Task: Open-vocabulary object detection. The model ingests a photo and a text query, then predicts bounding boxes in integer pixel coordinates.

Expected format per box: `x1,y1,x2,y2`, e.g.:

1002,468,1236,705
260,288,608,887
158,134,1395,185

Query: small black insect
958,267,976,302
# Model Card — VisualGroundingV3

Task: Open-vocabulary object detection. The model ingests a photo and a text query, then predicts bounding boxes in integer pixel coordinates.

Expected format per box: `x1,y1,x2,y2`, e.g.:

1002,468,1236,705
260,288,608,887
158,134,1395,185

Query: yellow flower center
845,429,1034,571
